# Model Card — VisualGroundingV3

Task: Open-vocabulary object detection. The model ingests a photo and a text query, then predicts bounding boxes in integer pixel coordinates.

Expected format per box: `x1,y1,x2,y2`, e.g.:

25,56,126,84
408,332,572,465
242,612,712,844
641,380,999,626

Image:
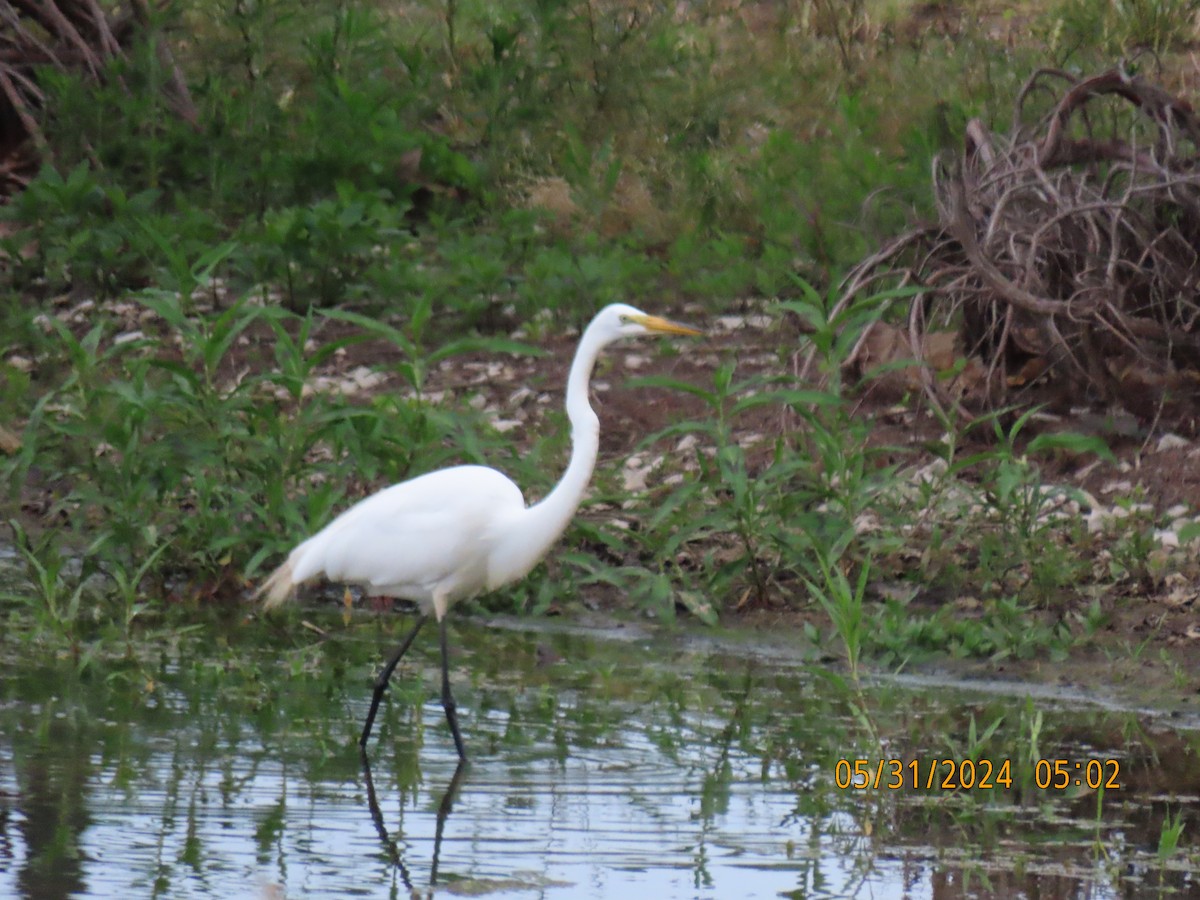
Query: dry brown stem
0,0,196,192
830,66,1200,432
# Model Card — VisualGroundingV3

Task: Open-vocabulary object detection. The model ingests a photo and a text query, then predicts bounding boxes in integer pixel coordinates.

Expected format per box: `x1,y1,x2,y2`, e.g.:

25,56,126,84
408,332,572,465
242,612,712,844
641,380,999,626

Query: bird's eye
619,314,631,323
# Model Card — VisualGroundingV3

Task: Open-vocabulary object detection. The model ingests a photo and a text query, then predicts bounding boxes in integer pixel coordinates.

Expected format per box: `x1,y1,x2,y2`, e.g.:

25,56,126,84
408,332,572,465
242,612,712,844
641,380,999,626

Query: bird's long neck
515,321,605,565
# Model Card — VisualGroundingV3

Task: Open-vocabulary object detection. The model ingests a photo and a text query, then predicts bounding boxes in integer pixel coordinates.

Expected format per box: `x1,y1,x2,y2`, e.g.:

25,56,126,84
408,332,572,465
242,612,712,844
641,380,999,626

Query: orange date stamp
833,757,1122,791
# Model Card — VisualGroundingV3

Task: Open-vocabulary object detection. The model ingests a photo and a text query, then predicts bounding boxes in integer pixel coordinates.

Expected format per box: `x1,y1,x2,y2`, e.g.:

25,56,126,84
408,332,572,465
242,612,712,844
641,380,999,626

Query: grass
0,0,1197,677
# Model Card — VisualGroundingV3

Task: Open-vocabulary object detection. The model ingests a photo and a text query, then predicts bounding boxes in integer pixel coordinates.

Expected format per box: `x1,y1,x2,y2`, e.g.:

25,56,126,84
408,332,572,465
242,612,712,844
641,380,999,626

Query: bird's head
599,303,703,341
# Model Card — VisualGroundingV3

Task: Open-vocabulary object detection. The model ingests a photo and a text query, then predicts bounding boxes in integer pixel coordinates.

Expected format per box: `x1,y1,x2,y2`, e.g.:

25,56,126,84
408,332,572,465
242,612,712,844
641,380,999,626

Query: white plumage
254,303,701,759
262,466,526,618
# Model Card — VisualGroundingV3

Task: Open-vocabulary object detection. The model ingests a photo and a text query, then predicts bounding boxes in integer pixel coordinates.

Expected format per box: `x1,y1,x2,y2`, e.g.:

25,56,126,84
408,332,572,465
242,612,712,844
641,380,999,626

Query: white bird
255,303,702,759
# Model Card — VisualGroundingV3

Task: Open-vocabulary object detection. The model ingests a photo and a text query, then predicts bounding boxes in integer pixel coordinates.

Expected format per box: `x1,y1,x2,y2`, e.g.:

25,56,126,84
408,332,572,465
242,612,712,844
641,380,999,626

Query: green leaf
676,590,719,626
202,300,268,376
321,308,417,356
428,336,543,364
732,389,841,414
627,374,717,405
1177,521,1200,544
1026,431,1115,462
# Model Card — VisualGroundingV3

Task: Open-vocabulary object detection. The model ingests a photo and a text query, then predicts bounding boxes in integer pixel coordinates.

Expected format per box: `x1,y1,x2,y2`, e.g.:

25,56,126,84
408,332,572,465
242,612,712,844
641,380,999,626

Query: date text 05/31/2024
834,758,1122,791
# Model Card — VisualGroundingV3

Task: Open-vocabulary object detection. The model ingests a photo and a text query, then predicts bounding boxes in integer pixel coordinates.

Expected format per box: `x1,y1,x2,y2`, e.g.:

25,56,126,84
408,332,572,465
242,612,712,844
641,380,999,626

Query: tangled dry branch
0,0,195,196
831,67,1200,433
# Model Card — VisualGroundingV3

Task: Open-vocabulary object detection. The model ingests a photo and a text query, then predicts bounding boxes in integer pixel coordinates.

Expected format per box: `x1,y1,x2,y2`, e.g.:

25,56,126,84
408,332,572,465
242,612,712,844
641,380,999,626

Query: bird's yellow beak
633,313,703,337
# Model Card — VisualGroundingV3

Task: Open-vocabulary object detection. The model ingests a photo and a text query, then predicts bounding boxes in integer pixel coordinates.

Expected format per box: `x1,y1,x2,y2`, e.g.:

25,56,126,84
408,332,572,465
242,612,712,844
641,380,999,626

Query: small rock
1156,433,1190,452
715,315,748,331
349,366,385,392
1155,529,1180,549
1163,573,1196,606
113,330,145,346
911,459,948,483
853,512,879,534
508,386,535,405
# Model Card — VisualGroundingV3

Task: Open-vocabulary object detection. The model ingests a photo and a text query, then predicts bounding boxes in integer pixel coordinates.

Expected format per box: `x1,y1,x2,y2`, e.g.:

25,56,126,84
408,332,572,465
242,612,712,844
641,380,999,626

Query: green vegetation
0,0,1196,676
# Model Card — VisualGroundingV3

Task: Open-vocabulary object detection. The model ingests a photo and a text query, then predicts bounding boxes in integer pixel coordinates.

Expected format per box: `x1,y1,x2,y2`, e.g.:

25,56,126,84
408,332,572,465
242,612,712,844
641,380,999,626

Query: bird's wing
289,466,525,600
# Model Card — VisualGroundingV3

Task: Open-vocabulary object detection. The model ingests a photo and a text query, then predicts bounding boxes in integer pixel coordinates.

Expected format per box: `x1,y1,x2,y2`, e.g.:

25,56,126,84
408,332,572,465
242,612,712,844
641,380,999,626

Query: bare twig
821,66,1200,432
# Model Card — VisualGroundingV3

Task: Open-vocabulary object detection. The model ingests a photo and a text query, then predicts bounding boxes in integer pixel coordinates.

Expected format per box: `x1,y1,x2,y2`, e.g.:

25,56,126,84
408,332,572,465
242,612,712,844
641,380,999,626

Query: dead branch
0,0,196,191
827,66,1200,433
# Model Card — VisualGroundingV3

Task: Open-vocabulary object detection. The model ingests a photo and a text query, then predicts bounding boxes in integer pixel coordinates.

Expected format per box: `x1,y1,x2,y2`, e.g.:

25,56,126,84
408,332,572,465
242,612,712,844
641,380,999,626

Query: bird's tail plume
254,558,297,610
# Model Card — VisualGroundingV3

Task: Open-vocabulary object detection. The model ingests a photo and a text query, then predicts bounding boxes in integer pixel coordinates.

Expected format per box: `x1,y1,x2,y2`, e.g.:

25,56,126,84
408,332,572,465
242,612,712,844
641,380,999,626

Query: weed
874,593,1071,667
1045,0,1200,58
805,540,869,681
1158,808,1186,859
1,164,162,297
2,520,91,643
625,361,818,614
0,286,531,619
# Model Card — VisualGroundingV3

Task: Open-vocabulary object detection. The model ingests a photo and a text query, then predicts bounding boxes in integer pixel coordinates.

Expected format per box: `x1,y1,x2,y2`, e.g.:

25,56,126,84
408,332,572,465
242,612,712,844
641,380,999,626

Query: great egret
255,303,701,759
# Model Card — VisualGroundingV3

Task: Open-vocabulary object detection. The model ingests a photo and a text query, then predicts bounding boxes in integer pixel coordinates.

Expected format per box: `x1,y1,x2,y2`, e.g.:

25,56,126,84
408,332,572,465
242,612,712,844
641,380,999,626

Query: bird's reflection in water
360,749,468,890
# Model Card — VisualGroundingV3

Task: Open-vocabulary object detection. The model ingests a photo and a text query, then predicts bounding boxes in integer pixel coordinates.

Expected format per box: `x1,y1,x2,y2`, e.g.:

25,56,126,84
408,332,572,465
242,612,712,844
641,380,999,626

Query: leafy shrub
0,290,525,622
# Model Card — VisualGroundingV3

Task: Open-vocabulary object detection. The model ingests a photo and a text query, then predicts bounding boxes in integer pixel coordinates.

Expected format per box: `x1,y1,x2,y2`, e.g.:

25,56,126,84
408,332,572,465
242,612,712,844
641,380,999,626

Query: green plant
910,407,1112,605
0,285,532,621
519,236,659,320
805,539,869,680
961,712,1005,762
320,305,536,396
873,593,1072,666
1,163,159,296
249,184,409,309
1018,696,1045,783
1105,494,1160,585
98,536,173,646
1158,808,1186,860
2,520,92,642
625,361,813,613
1046,0,1200,57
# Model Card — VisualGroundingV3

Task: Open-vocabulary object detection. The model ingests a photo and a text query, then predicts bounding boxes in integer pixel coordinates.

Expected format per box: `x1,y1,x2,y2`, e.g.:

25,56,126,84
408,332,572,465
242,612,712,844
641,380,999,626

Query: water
0,613,1197,898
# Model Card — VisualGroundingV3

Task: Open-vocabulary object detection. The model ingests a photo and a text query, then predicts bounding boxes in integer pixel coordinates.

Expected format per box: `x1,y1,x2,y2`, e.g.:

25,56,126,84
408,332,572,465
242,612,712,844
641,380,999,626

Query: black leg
439,616,468,760
430,759,468,886
358,747,415,891
360,614,428,749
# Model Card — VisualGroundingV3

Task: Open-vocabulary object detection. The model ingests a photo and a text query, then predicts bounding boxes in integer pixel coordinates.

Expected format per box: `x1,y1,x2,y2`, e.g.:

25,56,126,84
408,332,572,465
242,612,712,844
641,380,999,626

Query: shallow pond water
1,612,1198,898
